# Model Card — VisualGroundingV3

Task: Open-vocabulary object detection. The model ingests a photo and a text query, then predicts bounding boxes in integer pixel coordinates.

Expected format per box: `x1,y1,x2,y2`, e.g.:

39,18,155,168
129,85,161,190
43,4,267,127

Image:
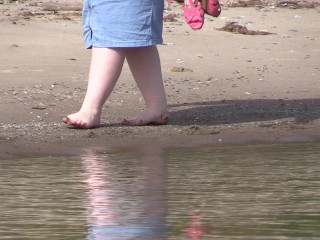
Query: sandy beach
0,0,320,157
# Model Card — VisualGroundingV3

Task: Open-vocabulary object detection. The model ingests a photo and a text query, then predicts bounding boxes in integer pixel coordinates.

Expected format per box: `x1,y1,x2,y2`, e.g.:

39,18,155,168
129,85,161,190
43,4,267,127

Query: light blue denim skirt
82,0,164,48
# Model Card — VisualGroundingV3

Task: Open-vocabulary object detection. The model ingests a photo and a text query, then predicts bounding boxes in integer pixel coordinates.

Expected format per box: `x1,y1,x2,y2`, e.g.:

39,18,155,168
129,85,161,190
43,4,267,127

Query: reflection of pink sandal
122,113,169,126
183,0,204,30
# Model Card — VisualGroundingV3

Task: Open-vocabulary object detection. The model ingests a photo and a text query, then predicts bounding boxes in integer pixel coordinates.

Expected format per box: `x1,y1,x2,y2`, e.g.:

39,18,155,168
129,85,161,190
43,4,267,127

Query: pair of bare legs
63,46,167,128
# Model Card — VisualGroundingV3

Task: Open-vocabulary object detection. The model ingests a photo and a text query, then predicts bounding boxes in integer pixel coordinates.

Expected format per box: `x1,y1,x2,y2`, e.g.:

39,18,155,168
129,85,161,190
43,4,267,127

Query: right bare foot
62,111,101,129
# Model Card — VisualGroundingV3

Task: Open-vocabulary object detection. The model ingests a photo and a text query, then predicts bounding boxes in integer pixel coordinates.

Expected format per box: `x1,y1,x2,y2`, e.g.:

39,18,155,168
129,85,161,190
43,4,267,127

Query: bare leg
123,46,168,125
63,47,125,128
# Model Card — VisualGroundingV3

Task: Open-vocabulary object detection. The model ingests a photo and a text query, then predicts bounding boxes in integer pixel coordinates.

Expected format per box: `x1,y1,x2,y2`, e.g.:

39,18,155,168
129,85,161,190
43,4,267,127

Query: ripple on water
0,142,319,239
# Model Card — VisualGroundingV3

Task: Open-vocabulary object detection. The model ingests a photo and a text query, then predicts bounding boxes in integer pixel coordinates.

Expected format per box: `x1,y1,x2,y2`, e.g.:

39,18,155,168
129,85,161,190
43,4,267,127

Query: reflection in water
81,147,167,240
166,143,320,239
0,142,320,239
185,212,206,240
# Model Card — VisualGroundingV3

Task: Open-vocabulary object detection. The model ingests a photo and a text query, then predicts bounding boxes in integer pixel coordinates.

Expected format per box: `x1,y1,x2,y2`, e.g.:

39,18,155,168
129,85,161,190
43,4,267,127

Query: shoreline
2,122,320,159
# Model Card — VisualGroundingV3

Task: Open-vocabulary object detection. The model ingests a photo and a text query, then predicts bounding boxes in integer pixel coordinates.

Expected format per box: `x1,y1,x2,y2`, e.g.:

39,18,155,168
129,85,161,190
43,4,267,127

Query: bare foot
122,111,169,126
62,111,101,129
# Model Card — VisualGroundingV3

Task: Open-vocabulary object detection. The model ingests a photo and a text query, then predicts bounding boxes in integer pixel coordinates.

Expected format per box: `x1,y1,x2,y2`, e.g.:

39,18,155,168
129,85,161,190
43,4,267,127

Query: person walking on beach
63,0,168,128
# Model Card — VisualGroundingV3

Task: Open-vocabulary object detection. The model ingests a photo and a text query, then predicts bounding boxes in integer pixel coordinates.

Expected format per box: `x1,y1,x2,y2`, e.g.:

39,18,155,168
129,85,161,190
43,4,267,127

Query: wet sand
0,1,320,157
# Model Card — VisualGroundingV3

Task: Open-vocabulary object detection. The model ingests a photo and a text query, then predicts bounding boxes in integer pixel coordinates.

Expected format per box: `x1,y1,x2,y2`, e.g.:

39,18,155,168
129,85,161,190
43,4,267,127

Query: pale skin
63,46,168,128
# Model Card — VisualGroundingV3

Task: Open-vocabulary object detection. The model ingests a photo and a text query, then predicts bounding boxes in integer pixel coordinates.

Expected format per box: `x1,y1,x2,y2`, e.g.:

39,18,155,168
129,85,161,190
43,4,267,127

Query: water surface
0,142,319,239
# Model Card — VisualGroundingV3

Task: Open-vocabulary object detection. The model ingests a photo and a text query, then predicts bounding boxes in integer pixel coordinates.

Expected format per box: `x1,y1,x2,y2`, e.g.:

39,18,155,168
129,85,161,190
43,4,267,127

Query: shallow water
0,142,320,240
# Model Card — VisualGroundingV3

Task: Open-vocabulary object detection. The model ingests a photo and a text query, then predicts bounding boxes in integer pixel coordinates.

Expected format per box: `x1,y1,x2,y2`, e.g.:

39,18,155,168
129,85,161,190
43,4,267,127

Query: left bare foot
62,110,101,129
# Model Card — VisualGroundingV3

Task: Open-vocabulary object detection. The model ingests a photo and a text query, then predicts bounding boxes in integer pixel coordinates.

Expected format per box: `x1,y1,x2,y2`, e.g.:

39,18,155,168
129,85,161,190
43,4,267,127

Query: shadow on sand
168,98,320,126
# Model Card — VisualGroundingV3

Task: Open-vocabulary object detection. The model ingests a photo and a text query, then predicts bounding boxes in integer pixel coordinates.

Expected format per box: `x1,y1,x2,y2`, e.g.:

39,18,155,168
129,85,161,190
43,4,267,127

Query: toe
62,116,70,124
63,116,88,128
70,119,88,128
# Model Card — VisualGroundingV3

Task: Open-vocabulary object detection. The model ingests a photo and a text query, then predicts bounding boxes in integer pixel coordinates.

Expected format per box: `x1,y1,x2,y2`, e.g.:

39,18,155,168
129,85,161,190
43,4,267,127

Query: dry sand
0,0,320,157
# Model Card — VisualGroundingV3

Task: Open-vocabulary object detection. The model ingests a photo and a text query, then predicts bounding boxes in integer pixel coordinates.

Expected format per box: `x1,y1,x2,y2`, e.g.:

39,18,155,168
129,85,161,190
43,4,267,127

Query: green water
0,142,319,240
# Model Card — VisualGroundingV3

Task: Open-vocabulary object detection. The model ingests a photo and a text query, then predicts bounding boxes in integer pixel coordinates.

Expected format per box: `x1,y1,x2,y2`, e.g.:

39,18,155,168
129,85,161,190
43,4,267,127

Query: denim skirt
82,0,164,48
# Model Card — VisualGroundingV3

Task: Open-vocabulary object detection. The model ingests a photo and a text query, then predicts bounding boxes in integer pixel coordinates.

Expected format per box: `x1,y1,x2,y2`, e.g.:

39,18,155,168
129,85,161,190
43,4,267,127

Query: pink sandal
183,0,204,30
206,0,221,17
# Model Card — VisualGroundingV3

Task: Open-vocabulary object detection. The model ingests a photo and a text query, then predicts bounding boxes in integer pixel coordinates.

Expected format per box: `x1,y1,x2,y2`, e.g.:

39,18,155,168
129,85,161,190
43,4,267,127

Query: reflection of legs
63,47,126,128
81,150,119,237
82,146,167,239
122,46,168,126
